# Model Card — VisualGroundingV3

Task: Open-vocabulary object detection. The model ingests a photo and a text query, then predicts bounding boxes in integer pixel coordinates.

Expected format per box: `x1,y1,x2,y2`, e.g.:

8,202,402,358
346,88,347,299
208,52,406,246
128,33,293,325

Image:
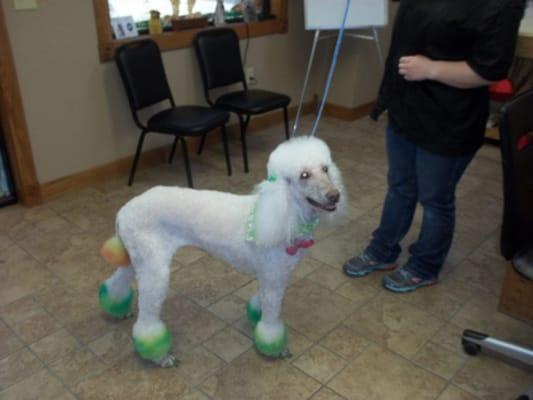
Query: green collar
245,203,319,243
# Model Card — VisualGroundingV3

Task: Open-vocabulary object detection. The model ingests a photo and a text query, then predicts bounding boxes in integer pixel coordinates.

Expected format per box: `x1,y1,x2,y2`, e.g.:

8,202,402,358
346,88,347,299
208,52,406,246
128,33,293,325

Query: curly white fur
101,136,345,365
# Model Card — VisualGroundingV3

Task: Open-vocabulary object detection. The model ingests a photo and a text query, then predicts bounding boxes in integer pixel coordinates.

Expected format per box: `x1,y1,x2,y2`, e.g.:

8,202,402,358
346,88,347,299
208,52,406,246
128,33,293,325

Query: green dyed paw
246,299,262,326
254,321,288,358
98,283,134,318
133,326,172,362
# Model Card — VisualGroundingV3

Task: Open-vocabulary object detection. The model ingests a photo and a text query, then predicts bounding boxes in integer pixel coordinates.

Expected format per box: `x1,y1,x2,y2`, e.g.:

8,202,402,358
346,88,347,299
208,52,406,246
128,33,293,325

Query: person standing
343,0,526,292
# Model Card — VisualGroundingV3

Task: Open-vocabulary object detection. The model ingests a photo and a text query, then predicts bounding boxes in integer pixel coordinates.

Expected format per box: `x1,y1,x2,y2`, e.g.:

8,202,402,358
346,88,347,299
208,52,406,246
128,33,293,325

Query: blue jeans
366,125,474,279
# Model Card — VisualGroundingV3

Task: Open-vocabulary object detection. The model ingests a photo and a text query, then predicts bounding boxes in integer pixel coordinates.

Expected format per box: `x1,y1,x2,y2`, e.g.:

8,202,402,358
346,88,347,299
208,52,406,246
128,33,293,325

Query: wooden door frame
0,2,42,206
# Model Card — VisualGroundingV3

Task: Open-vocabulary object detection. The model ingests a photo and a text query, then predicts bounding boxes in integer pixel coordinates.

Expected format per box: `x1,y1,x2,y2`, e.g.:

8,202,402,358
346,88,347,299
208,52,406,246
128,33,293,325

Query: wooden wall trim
40,100,316,201
0,2,42,206
323,101,375,122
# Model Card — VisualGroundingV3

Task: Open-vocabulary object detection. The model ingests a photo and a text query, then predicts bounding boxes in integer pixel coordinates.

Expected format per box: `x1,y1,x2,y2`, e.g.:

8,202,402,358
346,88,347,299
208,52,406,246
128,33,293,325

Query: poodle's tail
101,236,131,266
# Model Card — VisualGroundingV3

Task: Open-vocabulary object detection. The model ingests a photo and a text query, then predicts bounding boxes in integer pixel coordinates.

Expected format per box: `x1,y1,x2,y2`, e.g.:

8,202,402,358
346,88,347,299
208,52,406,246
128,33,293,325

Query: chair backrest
193,28,246,99
115,40,173,113
499,88,533,259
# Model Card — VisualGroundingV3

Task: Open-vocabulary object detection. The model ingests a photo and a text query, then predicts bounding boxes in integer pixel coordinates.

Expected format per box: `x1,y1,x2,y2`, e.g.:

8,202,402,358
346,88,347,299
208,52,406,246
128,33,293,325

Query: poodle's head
253,136,346,247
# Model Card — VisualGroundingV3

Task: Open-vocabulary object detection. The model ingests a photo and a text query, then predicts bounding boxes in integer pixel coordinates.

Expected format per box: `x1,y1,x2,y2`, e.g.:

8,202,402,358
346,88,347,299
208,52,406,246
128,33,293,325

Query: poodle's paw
246,296,262,326
133,323,172,362
98,283,134,319
254,320,288,358
156,354,179,368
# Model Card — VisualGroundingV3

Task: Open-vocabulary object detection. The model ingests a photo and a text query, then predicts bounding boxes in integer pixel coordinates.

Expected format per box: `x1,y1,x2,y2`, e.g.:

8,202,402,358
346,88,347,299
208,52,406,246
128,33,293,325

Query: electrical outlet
245,67,257,85
14,0,37,10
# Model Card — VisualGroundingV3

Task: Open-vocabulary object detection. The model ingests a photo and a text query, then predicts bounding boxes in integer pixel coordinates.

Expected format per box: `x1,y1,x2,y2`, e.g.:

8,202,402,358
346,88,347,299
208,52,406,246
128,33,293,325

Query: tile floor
0,116,532,400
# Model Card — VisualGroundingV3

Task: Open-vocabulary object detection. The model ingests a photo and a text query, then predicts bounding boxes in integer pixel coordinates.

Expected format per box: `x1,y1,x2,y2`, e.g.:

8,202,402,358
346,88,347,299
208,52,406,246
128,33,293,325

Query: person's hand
399,55,435,81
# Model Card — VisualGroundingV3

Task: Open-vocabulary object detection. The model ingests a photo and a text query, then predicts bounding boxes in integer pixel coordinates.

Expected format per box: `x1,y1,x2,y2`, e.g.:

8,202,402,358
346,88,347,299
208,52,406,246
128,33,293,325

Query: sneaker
343,252,397,278
382,267,438,293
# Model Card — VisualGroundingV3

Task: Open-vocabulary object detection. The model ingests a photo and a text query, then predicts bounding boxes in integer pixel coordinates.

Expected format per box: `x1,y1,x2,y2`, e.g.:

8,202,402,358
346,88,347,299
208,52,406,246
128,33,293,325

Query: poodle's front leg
253,277,291,358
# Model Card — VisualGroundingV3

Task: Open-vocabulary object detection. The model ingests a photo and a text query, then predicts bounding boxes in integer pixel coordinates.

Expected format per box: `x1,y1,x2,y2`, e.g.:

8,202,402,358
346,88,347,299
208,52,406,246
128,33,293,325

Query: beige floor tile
49,347,106,386
0,297,60,345
36,285,97,324
329,344,446,400
163,295,227,355
449,255,507,296
453,356,533,400
233,280,259,302
201,349,320,400
208,294,247,323
204,327,252,363
319,325,369,360
430,323,467,356
437,385,480,400
344,293,445,359
0,321,24,359
311,387,346,400
177,346,224,386
0,348,43,390
283,279,355,341
451,292,533,348
413,342,466,380
180,390,211,400
170,256,252,307
306,265,350,291
73,354,190,400
335,279,380,307
394,278,475,321
0,251,59,306
29,329,80,365
65,307,126,345
88,329,133,364
293,345,347,383
291,257,326,281
0,368,65,400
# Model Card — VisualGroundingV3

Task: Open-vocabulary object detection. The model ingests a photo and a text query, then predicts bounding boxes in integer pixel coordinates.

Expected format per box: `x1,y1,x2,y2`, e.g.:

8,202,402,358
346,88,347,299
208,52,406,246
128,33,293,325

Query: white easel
292,0,388,136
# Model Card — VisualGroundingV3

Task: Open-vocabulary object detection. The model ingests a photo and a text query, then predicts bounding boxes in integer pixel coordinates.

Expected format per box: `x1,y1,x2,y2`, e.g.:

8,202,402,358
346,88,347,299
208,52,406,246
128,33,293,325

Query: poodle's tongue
286,239,315,256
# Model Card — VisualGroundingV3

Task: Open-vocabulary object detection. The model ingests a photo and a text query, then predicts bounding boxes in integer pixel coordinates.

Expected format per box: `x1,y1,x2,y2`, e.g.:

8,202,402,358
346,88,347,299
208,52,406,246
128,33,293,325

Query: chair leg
197,134,207,155
220,125,232,176
238,114,250,173
283,107,290,140
128,130,148,186
179,137,193,188
168,136,179,164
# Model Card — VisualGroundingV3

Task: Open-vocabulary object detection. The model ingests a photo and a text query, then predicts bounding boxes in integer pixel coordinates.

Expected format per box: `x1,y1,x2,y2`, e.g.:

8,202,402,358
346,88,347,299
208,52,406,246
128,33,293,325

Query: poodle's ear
325,161,348,225
253,179,298,247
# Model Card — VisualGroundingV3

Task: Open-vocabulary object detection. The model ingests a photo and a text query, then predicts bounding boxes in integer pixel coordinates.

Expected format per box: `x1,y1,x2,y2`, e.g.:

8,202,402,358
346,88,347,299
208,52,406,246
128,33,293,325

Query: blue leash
309,0,351,137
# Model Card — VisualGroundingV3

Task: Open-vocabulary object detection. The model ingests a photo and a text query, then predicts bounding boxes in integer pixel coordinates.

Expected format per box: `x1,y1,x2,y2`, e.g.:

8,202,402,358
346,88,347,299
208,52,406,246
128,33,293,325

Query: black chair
193,28,291,173
115,39,232,187
461,89,533,400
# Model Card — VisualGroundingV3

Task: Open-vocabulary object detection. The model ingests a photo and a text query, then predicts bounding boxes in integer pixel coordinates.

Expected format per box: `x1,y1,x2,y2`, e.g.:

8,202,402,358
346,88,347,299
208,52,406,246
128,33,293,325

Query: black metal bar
197,134,207,155
128,130,147,186
283,107,290,140
238,114,250,173
179,137,193,188
168,136,179,163
220,125,232,176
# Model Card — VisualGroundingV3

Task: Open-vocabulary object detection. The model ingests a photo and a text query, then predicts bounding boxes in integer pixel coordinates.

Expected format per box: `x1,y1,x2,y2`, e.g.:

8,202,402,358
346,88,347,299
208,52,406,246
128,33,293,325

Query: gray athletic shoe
343,252,397,278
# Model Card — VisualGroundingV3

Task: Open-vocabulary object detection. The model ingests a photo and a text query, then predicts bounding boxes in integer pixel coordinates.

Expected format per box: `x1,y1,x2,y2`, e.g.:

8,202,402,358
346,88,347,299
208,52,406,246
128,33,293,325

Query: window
108,0,241,21
94,0,288,62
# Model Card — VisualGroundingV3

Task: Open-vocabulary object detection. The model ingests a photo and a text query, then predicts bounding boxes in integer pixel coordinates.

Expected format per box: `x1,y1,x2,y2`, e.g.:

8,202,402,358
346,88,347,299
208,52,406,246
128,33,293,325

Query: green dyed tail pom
246,300,262,326
133,327,172,361
98,283,134,318
254,323,288,358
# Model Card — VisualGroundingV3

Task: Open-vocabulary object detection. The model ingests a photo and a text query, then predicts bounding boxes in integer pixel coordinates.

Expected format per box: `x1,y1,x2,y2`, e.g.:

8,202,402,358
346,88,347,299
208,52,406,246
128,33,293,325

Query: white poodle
98,136,345,367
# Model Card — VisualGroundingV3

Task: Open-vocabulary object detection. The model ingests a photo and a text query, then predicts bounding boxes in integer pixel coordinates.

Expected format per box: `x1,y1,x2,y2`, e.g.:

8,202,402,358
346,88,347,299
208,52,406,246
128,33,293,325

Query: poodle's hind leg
246,292,262,326
132,260,177,368
99,266,135,319
253,278,291,359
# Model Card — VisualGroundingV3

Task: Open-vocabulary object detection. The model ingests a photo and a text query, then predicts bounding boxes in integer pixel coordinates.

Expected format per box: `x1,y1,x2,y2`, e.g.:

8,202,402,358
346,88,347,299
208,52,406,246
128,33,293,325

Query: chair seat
147,106,229,135
215,89,291,114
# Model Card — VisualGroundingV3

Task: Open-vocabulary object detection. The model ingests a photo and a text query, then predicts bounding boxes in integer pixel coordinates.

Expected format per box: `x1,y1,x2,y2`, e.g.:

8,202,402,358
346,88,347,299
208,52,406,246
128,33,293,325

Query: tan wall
3,0,390,184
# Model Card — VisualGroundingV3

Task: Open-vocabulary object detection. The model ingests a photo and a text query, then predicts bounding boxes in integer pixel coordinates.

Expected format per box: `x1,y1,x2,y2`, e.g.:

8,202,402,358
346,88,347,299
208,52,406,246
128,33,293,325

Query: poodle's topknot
267,136,332,180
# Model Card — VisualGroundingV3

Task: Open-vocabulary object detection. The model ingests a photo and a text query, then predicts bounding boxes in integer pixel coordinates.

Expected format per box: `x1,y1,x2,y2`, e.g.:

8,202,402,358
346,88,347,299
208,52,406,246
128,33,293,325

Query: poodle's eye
300,171,311,180
322,166,329,174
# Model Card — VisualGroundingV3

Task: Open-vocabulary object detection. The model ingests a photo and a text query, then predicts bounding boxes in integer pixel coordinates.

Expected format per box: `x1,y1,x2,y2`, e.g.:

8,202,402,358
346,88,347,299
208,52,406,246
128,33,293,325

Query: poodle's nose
326,189,340,204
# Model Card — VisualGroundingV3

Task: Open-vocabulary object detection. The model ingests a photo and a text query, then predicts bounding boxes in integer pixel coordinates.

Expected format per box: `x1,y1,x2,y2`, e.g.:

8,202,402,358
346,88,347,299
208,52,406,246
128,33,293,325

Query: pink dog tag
286,239,315,256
